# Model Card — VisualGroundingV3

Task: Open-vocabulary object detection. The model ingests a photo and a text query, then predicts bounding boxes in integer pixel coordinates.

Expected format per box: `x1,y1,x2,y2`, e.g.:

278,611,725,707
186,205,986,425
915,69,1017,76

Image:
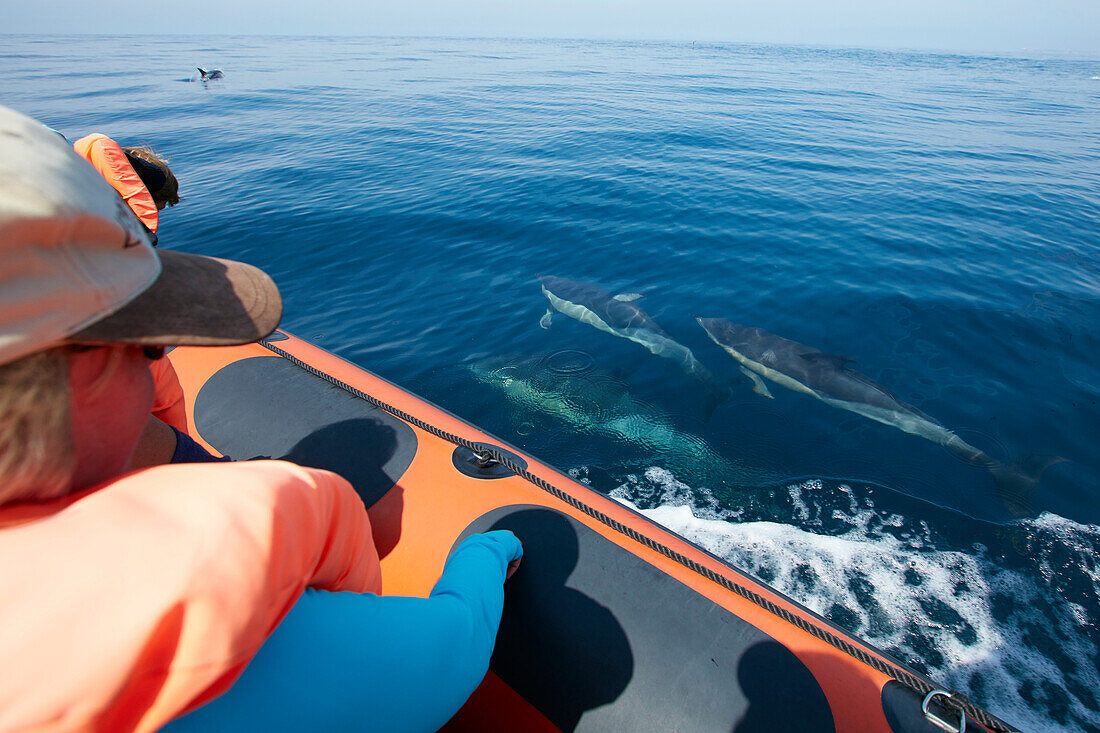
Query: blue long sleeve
163,530,522,733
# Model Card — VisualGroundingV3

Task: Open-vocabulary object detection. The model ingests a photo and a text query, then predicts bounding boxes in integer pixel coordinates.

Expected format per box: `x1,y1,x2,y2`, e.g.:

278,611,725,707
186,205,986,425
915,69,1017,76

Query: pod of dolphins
536,275,1062,517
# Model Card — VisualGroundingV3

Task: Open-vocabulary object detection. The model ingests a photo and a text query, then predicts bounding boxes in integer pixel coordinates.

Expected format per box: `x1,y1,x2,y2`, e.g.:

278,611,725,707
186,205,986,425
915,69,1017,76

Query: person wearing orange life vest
73,133,179,241
73,133,189,437
0,105,522,732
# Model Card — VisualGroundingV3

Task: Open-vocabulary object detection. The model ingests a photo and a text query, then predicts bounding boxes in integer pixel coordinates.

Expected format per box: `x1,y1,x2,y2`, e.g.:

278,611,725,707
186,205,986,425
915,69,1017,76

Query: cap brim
70,250,282,347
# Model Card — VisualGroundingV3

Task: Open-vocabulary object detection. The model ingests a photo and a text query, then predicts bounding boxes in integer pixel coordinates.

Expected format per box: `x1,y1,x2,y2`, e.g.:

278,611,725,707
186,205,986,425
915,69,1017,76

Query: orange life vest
150,357,187,431
73,133,160,234
0,460,380,732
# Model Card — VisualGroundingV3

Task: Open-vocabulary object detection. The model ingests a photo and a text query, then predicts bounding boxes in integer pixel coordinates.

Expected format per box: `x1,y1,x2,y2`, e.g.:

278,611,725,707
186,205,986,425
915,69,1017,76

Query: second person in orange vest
73,132,179,242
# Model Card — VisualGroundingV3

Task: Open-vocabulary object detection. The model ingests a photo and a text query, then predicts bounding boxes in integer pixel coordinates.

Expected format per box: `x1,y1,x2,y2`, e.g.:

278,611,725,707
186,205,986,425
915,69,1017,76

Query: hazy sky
7,0,1100,56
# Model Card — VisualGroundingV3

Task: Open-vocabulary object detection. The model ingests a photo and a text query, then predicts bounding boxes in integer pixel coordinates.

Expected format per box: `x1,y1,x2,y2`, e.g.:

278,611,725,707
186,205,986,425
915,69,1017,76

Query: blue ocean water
3,35,1099,730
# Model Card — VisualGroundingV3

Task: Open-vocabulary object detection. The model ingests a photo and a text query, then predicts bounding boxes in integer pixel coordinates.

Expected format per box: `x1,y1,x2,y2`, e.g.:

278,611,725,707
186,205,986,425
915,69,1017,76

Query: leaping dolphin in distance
696,316,1063,517
539,276,715,383
197,67,224,81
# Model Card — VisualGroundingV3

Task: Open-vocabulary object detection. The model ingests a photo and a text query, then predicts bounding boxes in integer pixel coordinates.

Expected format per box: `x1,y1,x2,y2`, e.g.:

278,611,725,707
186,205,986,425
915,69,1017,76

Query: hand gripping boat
167,331,1017,733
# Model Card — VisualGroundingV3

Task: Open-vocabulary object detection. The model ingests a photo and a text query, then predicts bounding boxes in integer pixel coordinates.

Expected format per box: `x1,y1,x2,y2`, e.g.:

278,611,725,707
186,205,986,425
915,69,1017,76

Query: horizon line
2,32,1098,61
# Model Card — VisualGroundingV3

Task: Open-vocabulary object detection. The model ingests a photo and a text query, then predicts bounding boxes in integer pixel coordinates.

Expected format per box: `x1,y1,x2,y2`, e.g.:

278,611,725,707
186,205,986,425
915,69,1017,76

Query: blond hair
0,347,75,507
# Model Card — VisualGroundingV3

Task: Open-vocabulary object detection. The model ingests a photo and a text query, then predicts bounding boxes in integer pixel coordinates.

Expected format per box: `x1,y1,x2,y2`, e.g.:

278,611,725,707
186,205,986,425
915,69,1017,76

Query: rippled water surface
4,34,1099,731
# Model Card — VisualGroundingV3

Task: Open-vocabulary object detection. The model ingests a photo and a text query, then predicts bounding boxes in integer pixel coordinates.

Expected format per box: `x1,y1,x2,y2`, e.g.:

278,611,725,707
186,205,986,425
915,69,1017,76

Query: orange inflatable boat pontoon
167,330,1015,733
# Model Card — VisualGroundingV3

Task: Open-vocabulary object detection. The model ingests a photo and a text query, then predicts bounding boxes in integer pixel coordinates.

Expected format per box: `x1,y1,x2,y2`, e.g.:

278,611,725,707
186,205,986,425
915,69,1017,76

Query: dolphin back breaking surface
695,316,1061,516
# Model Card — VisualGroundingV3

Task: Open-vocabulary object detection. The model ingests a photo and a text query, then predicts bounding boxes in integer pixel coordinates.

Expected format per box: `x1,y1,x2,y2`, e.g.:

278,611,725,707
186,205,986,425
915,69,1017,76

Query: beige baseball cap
0,105,282,366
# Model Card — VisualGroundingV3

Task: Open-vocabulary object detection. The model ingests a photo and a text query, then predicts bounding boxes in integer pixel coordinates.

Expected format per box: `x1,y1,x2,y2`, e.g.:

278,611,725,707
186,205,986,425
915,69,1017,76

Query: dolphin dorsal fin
613,292,644,302
800,352,854,369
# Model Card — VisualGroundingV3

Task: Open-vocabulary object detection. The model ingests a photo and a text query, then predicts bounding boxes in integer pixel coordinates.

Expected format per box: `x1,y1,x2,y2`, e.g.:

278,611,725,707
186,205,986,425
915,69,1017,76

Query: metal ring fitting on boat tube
452,443,528,479
921,690,967,733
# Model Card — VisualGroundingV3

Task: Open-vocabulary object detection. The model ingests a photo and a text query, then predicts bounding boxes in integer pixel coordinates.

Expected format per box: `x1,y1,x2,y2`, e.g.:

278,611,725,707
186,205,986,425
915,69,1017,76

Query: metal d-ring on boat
923,689,968,733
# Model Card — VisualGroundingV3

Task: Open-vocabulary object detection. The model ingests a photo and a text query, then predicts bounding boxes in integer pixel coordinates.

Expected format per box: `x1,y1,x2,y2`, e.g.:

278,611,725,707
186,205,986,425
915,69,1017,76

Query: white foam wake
606,467,1100,733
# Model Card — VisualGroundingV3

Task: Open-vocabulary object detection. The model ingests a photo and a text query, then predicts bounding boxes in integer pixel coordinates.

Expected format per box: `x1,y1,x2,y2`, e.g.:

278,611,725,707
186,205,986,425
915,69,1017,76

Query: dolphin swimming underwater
197,67,224,81
695,316,1063,516
467,355,757,487
539,276,715,383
